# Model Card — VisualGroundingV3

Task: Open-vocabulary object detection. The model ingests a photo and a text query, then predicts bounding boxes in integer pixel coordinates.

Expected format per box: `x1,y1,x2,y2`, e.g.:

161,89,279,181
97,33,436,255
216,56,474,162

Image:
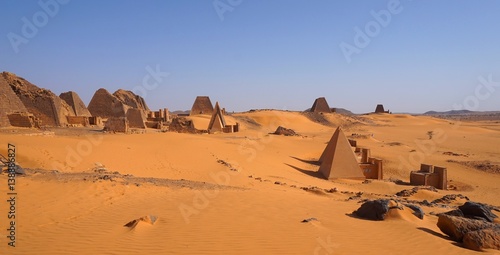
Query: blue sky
1,0,499,113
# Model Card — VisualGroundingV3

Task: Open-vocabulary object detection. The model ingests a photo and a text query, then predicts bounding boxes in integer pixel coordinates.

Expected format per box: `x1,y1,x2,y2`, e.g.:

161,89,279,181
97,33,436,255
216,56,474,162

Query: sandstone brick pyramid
113,89,150,116
190,96,214,116
0,73,28,127
88,88,128,118
1,72,75,127
59,91,92,117
375,104,388,113
208,102,227,133
318,127,365,180
310,97,332,113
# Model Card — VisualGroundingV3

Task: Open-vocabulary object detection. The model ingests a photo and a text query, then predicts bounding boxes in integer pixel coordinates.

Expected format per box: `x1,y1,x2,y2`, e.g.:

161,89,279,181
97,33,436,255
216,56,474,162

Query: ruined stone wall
104,117,129,133
66,116,90,126
7,112,39,128
126,108,146,128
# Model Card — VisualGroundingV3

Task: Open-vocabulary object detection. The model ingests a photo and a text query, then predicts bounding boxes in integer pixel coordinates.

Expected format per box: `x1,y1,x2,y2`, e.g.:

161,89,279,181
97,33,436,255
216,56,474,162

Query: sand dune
1,111,499,254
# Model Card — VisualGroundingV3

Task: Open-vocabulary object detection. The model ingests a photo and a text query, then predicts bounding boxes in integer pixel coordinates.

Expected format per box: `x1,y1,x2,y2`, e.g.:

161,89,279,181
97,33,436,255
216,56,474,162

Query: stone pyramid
208,102,226,133
88,88,127,118
0,74,27,127
2,72,74,127
318,127,364,180
375,104,386,113
190,96,214,116
113,89,150,116
60,91,92,117
311,97,331,113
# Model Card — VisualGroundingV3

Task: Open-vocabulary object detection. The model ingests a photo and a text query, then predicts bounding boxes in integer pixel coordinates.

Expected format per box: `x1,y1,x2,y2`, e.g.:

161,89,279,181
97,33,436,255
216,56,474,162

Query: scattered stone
362,179,372,184
431,194,469,204
216,159,238,171
395,186,438,197
124,215,158,228
272,126,298,136
459,202,498,223
301,217,318,223
404,203,425,219
353,199,390,221
325,188,337,193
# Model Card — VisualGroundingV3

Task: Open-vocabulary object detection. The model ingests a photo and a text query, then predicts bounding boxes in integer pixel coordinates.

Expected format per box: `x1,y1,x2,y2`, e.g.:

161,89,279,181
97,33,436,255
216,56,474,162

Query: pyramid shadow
285,163,324,179
290,156,321,166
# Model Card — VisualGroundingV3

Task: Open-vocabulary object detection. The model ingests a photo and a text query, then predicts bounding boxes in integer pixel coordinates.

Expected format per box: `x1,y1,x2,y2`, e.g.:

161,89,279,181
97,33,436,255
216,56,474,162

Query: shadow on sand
285,163,324,179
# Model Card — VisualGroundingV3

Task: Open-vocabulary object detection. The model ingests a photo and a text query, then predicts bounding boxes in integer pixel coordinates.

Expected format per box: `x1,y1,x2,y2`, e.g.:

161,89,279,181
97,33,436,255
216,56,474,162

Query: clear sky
1,0,499,113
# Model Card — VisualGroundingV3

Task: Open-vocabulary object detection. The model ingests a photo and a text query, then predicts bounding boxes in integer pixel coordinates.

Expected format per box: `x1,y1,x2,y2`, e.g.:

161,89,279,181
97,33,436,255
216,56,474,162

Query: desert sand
1,111,500,254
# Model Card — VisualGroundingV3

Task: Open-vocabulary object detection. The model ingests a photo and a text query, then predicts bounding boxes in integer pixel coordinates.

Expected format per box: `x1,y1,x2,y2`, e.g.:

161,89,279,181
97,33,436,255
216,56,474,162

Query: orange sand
1,111,499,254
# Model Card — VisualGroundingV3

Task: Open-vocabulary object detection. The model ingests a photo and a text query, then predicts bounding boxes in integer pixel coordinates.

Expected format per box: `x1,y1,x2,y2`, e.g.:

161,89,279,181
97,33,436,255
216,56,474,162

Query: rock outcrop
437,202,500,251
463,227,500,251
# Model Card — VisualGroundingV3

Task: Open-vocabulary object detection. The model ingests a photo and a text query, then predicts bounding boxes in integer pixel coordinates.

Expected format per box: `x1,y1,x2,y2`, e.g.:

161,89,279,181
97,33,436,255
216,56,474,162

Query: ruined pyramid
0,74,27,127
2,72,74,127
318,127,364,180
87,88,128,118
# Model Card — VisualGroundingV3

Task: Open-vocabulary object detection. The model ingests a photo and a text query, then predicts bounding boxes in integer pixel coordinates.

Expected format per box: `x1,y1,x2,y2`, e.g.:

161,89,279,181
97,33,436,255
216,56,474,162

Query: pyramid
88,88,127,118
208,102,226,133
113,89,150,115
318,127,364,180
60,91,92,117
375,104,386,113
310,97,331,113
2,72,74,127
190,96,214,116
0,74,27,127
